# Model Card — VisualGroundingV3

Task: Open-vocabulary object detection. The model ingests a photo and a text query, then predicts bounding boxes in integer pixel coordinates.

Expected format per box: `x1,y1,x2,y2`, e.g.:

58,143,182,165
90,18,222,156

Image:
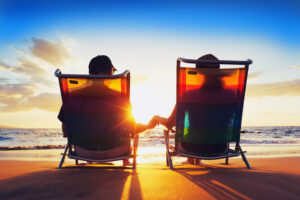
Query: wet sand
0,157,300,199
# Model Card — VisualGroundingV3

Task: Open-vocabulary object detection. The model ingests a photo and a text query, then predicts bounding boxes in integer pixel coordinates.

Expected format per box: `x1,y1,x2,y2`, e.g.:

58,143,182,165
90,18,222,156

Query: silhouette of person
155,54,235,164
58,55,158,160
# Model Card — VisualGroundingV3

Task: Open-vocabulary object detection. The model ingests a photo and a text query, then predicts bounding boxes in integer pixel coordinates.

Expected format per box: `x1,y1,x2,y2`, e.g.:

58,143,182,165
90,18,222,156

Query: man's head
89,55,117,75
196,54,220,69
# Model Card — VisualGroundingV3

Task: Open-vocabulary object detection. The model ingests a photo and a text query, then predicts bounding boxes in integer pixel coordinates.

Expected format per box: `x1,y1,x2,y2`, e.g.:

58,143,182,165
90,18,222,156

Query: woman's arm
154,104,176,130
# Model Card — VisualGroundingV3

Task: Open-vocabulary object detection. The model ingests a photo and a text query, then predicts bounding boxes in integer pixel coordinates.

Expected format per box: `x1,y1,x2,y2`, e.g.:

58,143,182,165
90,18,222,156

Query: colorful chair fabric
164,58,252,169
55,69,138,168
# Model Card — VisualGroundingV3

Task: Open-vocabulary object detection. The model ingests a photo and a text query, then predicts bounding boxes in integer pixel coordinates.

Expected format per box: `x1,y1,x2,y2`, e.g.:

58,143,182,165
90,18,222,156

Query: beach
1,127,300,199
1,0,300,199
0,157,300,199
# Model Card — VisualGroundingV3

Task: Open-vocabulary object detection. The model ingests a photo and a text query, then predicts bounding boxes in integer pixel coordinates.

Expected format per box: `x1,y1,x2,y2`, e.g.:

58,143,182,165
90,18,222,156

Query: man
58,55,158,161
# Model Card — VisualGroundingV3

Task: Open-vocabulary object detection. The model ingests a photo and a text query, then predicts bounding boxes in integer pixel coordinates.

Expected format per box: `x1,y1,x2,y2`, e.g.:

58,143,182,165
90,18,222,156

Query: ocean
1,126,300,162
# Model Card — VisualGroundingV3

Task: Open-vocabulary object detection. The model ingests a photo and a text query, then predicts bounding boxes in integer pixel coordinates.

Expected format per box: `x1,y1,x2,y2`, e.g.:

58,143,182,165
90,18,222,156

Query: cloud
0,71,59,112
15,59,47,75
0,83,35,112
26,93,61,112
30,38,70,66
0,61,11,69
17,59,54,87
292,65,300,69
0,59,53,87
0,82,60,112
246,79,300,97
0,83,37,98
248,71,262,80
0,77,9,83
0,37,73,113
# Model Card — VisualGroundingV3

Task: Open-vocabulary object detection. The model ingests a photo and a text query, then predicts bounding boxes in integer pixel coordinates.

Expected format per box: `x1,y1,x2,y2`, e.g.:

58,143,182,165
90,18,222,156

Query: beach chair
55,69,138,169
164,58,252,169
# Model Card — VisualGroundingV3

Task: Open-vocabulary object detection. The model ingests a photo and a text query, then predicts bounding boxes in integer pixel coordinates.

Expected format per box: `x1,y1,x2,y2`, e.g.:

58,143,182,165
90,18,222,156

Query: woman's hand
147,116,159,129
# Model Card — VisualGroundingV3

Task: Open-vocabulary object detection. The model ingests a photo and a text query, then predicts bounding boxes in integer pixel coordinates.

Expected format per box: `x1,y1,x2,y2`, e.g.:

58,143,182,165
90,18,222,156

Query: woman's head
197,54,223,90
196,54,220,69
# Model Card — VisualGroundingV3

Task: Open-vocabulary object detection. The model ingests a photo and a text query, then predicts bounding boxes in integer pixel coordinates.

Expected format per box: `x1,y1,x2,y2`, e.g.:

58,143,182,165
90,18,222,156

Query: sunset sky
0,0,300,128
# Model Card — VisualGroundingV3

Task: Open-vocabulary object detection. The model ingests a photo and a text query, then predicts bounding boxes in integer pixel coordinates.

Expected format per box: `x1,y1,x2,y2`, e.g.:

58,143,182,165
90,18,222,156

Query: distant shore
0,157,300,199
0,125,19,129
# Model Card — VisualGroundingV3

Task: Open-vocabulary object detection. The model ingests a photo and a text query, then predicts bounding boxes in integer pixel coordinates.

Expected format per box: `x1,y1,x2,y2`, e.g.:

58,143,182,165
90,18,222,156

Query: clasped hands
146,115,174,132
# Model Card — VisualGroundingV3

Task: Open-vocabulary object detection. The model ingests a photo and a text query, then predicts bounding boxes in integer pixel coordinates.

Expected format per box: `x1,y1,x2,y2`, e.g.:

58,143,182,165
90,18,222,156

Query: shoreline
1,145,300,162
0,157,300,199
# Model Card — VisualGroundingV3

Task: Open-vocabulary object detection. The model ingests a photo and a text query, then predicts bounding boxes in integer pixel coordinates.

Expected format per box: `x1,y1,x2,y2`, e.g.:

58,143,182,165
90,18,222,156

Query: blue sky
1,0,300,46
0,0,300,127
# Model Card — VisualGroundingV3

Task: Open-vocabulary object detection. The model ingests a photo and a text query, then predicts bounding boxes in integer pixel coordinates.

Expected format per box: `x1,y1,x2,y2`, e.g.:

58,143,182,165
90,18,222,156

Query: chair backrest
56,70,131,150
175,58,251,149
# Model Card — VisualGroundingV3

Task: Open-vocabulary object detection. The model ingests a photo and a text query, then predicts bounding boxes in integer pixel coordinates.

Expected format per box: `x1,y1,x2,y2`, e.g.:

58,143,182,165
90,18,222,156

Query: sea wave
240,139,298,144
0,145,65,150
1,127,300,150
0,136,12,141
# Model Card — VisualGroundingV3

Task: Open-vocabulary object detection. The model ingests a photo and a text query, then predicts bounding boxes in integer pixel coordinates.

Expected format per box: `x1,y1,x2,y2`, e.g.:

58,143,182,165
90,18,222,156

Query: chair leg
123,159,130,167
58,142,69,169
225,142,229,164
239,145,251,169
163,130,174,170
166,150,170,167
132,134,139,169
225,157,229,165
169,154,174,170
164,130,171,168
133,156,136,169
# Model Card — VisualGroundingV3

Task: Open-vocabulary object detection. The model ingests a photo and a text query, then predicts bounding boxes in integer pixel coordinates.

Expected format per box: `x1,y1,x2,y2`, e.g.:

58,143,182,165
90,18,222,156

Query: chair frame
164,58,252,170
55,69,139,169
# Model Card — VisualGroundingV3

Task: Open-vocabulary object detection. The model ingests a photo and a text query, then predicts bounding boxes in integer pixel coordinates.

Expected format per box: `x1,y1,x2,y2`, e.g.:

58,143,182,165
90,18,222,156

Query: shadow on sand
1,162,300,199
0,164,142,200
172,163,300,200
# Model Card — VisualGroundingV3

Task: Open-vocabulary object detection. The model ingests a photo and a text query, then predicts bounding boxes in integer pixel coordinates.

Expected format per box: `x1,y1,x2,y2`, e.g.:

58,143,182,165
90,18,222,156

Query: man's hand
62,123,68,138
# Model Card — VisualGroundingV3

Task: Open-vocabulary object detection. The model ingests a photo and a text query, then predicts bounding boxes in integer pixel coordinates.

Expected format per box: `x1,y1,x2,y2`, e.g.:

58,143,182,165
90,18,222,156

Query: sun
130,80,175,124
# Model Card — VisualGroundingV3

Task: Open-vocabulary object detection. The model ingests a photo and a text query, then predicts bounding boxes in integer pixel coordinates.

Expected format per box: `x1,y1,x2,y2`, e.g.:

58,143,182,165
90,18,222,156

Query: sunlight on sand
211,180,252,200
186,171,210,175
120,175,132,200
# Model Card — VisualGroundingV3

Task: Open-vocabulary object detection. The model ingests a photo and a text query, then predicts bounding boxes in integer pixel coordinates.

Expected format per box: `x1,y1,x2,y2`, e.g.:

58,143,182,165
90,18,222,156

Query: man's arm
131,116,158,135
58,106,69,137
61,123,68,138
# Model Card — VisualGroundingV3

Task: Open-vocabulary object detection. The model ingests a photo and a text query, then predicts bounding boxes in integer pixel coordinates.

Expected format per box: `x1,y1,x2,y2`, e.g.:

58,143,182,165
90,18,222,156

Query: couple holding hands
58,54,223,164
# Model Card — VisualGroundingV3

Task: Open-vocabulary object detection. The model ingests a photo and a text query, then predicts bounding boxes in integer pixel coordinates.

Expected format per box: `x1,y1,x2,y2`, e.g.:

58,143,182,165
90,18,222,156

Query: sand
0,157,300,199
